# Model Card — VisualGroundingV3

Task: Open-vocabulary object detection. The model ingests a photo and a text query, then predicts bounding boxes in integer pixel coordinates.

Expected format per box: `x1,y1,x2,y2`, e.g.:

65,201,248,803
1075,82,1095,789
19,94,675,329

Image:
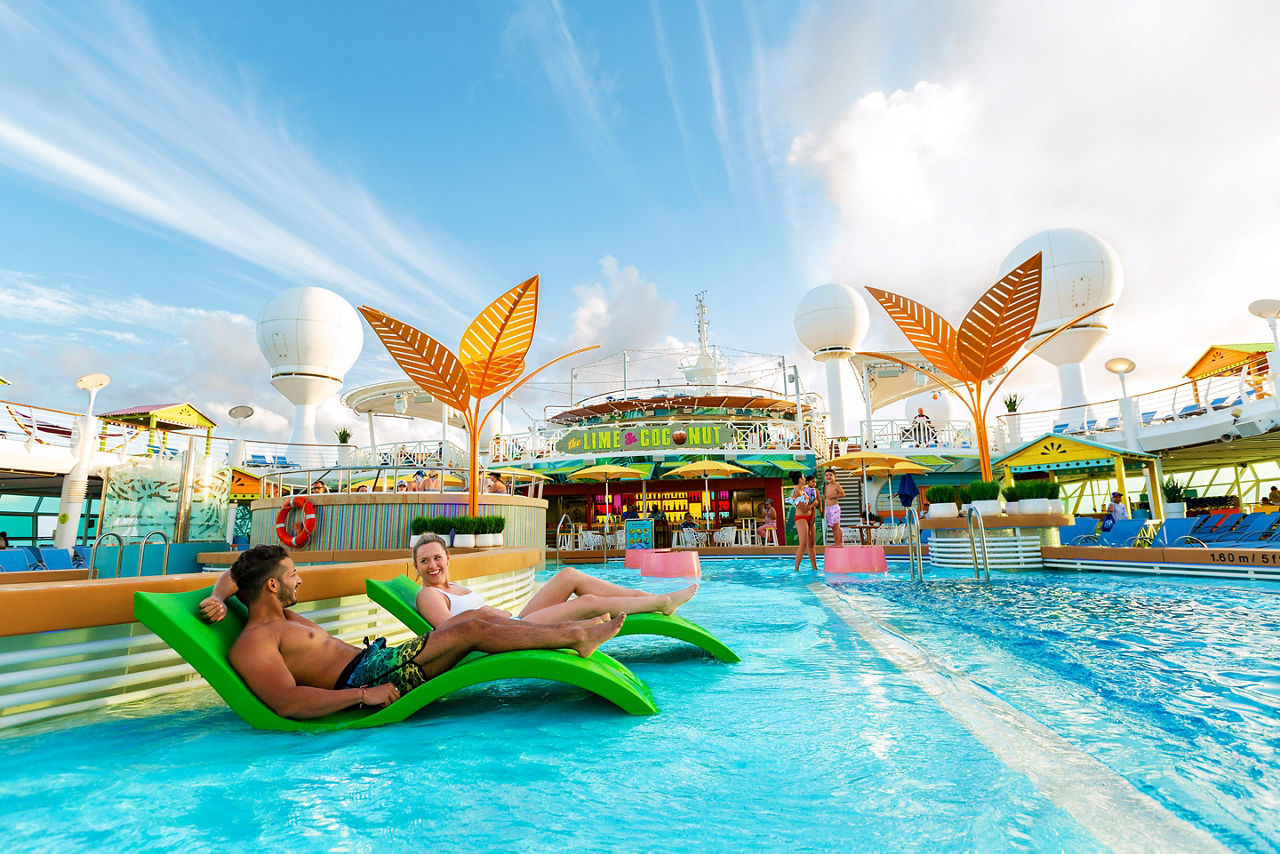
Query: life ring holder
275,495,318,548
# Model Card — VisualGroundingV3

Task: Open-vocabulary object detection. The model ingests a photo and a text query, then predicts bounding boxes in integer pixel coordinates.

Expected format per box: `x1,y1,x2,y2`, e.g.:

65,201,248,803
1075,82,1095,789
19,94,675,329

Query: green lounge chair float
367,575,741,663
133,586,657,733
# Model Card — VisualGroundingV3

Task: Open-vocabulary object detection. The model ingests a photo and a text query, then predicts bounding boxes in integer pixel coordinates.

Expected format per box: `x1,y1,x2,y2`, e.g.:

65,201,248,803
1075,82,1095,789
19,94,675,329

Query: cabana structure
99,403,218,454
996,434,1166,518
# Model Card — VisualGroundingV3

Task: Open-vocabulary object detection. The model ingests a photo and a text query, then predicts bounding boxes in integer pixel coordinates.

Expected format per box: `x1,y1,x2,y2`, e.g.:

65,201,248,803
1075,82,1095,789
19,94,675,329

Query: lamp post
1104,357,1135,399
1105,357,1143,456
54,373,110,549
1248,299,1280,396
228,405,254,468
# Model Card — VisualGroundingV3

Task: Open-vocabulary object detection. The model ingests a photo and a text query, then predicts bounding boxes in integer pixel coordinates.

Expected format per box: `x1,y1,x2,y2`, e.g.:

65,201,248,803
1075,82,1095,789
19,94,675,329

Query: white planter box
1020,498,1052,515
971,499,1003,517
475,533,495,547
1165,502,1187,519
452,533,476,549
928,503,959,519
1005,501,1021,515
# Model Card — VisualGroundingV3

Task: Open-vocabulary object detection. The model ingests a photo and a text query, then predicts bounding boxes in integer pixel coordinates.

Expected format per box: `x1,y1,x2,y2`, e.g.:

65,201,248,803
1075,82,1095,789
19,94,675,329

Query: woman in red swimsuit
788,473,818,573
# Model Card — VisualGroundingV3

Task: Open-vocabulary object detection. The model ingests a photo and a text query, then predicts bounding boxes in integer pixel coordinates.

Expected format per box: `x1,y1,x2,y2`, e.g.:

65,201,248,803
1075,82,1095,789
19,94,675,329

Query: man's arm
228,629,395,719
199,570,238,623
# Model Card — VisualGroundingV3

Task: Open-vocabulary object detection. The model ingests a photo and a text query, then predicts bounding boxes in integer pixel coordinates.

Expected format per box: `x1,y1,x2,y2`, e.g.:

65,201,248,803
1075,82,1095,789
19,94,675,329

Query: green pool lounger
133,586,658,733
366,575,741,663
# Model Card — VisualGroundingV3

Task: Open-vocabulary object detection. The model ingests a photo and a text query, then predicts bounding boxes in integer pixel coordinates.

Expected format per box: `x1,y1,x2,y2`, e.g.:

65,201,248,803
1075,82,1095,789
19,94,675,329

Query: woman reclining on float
411,533,697,628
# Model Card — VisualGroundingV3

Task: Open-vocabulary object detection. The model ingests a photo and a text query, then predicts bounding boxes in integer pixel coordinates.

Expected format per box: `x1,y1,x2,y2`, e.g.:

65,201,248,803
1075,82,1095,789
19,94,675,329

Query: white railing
995,368,1271,441
565,382,790,412
489,417,825,464
860,419,978,451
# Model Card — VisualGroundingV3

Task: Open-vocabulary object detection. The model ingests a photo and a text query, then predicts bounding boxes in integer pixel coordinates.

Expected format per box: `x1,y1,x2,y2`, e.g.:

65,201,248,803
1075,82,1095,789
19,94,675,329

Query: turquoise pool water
3,559,1278,851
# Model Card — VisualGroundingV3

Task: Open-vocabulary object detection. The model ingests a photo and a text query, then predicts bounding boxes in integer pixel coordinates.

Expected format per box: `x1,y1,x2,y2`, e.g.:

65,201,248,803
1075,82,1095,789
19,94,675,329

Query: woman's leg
793,521,808,572
521,587,696,624
519,567,651,617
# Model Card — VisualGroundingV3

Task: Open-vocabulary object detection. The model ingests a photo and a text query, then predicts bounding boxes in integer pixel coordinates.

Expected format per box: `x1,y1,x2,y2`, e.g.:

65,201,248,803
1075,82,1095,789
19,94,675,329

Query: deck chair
1073,519,1145,547
1201,513,1267,545
0,550,34,572
18,546,46,570
1140,410,1158,425
1147,517,1199,547
1176,403,1206,418
1101,417,1120,430
1222,513,1280,546
367,575,741,664
133,586,657,732
38,547,77,570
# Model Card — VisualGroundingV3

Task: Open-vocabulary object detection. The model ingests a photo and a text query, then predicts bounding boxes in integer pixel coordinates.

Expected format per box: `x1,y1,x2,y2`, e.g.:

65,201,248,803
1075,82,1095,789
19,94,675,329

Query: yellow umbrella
486,467,550,481
826,451,917,518
890,461,930,475
663,459,753,523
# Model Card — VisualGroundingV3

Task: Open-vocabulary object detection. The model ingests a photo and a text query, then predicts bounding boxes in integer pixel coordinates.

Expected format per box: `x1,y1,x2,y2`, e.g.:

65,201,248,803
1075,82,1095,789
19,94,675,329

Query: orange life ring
275,495,317,548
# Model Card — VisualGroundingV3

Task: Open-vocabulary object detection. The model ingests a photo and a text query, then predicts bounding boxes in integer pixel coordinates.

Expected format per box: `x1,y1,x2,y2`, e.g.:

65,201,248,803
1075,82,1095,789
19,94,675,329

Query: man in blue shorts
199,545,624,719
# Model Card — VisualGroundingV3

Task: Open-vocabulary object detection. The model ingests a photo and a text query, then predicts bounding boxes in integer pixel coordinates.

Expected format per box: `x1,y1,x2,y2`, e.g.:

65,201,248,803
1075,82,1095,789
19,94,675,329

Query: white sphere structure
257,287,363,448
793,283,870,439
998,229,1123,425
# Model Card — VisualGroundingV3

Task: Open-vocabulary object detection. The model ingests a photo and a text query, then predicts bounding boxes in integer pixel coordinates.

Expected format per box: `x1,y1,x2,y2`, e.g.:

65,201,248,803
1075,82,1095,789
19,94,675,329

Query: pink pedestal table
823,546,887,581
640,549,702,578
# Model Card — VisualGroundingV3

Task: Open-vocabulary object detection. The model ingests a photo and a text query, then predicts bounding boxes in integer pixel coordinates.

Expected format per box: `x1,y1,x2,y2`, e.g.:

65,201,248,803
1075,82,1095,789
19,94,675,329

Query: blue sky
3,1,1280,441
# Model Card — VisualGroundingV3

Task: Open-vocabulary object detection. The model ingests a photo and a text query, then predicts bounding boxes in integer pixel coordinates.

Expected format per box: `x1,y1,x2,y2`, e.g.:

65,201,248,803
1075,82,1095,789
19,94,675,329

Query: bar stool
758,524,779,546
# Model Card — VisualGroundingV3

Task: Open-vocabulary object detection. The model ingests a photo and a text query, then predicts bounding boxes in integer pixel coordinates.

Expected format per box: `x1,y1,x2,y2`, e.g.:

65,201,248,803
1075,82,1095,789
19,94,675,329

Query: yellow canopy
826,451,915,471
568,464,645,482
662,460,753,479
486,467,550,481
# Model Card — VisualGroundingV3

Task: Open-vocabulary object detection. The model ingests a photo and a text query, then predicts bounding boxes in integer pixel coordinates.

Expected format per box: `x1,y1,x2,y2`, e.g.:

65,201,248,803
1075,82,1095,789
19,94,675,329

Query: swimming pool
3,559,1277,851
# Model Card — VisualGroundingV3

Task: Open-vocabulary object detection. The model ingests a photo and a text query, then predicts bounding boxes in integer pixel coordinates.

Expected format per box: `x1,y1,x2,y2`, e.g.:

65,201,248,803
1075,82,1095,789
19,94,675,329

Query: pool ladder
88,530,171,579
966,506,991,581
905,507,925,581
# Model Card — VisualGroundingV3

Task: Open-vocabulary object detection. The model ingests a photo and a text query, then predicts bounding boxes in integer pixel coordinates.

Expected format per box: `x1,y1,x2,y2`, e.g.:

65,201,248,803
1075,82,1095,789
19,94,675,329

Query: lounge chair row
134,577,739,733
1050,392,1259,434
1068,513,1280,548
0,546,89,572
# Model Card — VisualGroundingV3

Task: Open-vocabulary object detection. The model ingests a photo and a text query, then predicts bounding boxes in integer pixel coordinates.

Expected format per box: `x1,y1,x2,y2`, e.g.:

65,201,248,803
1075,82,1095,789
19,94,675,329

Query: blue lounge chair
1176,403,1206,418
1200,513,1266,543
247,454,269,466
1216,513,1280,547
1052,423,1069,434
1101,417,1119,430
38,547,76,570
18,546,45,570
0,550,34,572
271,455,297,468
1061,519,1101,544
72,546,90,568
1140,410,1157,425
1209,396,1231,410
1147,517,1199,547
1073,519,1145,547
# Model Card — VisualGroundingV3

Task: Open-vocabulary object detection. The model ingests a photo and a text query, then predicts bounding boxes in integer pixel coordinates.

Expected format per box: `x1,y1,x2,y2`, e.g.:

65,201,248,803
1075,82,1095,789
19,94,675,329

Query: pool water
3,559,1278,851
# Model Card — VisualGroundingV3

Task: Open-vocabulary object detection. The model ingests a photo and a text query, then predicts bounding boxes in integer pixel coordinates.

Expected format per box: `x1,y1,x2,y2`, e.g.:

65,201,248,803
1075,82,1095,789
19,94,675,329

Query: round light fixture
75,372,111,391
1104,358,1135,376
1248,299,1280,320
229,405,255,420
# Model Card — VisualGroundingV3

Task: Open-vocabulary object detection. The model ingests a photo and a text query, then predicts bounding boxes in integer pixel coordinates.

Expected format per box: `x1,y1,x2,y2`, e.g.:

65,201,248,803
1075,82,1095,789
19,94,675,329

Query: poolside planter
1165,502,1187,518
928,503,959,519
1005,501,1021,515
971,499,1003,517
1020,498,1052,515
453,533,476,548
475,533,495,547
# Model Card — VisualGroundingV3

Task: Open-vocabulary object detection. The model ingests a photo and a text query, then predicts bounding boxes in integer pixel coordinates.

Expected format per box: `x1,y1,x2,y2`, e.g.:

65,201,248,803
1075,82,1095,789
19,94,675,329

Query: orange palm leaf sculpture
860,253,1112,479
360,275,596,515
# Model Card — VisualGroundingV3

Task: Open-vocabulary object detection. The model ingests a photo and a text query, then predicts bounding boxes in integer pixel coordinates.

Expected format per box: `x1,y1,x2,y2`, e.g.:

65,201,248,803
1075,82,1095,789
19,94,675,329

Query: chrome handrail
554,513,573,563
965,506,991,581
88,532,124,580
904,507,924,581
138,530,171,576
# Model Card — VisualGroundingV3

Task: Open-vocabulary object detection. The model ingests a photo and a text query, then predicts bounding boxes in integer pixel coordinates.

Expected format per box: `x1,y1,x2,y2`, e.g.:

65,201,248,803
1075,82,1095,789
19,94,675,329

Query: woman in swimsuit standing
412,534,698,628
787,472,819,573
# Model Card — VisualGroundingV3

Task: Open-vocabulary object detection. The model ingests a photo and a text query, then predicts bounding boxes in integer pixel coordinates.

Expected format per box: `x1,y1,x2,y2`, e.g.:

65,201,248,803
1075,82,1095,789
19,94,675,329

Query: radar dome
257,286,363,381
793,283,869,355
998,228,1123,343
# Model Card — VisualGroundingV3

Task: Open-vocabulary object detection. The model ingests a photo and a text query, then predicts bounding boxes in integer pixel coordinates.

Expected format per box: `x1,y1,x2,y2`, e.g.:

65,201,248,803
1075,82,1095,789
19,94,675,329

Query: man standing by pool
197,545,624,719
823,469,846,547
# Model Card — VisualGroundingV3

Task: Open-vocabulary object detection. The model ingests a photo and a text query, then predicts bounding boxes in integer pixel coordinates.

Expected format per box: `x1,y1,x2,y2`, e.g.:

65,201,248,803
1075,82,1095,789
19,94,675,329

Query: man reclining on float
198,545,625,719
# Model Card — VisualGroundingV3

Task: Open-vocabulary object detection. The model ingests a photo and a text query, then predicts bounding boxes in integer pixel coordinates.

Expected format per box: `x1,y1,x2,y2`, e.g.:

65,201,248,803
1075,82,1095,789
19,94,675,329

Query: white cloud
569,255,676,351
0,1,476,317
781,0,1280,414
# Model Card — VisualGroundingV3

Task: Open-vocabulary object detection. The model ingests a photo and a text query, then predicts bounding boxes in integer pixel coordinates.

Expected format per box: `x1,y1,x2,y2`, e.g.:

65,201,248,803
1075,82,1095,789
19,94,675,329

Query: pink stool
624,548,649,569
641,549,702,579
823,546,887,579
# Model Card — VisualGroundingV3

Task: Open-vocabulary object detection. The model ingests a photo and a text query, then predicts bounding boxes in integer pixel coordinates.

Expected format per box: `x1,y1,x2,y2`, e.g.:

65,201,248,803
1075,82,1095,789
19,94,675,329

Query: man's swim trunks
334,634,431,694
825,504,841,527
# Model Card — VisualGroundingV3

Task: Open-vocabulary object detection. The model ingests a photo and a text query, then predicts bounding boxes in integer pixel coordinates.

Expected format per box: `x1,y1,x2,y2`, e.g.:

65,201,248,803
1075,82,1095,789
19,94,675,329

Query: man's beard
276,584,297,608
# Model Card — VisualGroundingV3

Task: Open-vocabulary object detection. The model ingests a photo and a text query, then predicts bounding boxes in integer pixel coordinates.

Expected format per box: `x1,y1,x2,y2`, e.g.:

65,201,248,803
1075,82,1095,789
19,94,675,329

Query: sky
2,0,1280,445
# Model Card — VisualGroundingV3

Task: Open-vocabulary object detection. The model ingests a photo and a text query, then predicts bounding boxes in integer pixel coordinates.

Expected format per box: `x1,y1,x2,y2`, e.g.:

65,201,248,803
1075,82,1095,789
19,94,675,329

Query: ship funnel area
793,283,869,439
998,228,1123,428
680,291,727,388
256,287,363,447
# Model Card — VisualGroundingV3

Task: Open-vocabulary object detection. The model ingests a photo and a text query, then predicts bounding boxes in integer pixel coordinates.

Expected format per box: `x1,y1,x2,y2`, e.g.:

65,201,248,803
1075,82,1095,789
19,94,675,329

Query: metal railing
89,532,124,580
965,506,991,581
137,530,171,576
